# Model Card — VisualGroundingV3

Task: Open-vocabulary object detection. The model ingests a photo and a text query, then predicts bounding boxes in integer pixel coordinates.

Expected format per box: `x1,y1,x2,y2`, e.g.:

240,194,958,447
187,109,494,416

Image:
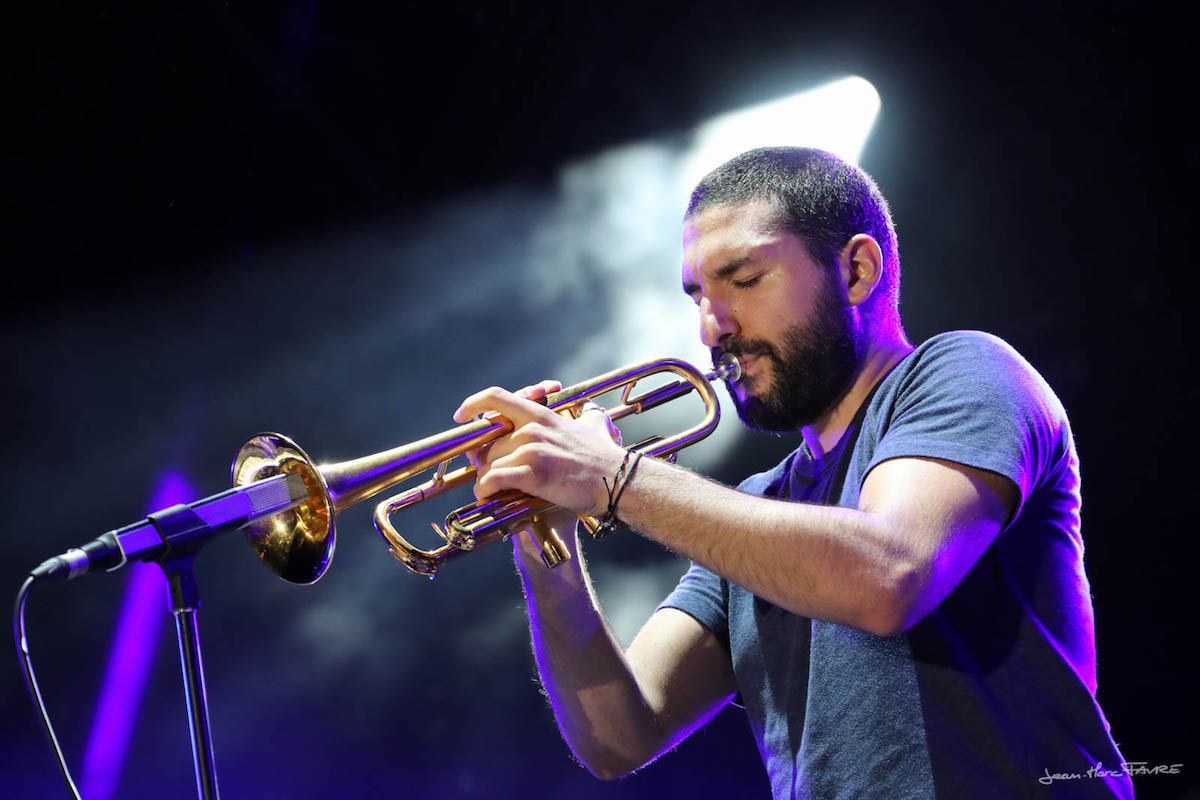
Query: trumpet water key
231,355,740,583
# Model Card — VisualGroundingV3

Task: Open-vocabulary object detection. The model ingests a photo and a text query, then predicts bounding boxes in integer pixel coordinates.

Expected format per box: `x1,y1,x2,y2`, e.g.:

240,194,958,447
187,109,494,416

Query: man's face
681,199,864,432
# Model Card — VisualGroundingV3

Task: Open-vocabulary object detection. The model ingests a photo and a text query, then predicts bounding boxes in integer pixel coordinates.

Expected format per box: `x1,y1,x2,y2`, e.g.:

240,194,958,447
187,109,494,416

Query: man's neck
801,333,914,459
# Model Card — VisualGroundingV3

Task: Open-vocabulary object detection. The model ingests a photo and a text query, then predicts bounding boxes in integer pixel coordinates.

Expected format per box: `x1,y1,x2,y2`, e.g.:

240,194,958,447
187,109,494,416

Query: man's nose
699,296,738,349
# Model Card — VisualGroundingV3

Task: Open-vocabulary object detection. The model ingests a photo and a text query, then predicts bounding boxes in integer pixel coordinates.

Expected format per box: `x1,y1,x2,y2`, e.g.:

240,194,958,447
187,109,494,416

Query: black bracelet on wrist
593,448,644,539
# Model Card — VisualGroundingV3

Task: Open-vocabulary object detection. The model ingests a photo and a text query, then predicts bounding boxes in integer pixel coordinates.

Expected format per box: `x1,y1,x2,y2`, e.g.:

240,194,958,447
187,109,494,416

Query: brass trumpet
230,355,740,583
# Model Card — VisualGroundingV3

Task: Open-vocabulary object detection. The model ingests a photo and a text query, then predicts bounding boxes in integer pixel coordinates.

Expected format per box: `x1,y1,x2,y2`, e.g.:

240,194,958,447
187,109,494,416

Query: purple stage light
79,471,194,800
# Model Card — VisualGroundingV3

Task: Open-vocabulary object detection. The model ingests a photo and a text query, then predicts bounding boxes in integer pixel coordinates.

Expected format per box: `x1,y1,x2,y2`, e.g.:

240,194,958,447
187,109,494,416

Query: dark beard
717,280,864,433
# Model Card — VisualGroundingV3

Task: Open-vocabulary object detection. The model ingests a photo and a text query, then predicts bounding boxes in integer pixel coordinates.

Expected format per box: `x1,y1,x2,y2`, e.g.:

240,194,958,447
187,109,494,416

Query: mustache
712,337,777,367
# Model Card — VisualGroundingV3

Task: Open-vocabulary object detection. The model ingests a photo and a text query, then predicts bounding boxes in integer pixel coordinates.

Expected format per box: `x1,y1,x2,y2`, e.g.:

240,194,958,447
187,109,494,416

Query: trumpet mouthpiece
712,354,742,383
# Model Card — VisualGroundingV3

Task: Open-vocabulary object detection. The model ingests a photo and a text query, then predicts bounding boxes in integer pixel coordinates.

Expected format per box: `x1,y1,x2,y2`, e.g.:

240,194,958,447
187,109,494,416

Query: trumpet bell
232,433,336,584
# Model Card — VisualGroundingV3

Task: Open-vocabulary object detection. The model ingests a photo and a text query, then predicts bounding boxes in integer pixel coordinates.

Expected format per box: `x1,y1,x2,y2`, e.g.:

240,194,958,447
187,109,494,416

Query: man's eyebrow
714,255,754,279
682,255,754,295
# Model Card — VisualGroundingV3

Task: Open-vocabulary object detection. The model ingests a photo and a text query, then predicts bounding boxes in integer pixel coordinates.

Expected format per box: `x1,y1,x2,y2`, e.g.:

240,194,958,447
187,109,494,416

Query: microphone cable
14,576,83,800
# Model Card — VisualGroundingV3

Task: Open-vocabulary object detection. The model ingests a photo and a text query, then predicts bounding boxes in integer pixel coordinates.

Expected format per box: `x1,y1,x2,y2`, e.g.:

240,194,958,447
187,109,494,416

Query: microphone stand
164,559,218,800
20,471,310,799
148,504,225,800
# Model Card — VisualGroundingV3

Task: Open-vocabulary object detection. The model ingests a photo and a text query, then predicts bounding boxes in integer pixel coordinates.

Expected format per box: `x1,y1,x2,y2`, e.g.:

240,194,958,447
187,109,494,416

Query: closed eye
733,274,763,289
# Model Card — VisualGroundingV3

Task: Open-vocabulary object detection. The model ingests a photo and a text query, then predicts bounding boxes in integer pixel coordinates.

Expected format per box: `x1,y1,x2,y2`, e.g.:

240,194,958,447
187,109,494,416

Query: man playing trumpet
453,147,1131,798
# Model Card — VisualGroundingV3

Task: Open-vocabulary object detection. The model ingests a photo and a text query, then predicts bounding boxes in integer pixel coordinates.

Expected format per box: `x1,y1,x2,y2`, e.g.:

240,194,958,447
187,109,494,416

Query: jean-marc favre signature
1039,761,1183,785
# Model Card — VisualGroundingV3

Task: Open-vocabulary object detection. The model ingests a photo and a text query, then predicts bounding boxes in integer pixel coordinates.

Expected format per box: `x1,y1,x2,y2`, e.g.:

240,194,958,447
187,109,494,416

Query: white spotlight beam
680,75,882,193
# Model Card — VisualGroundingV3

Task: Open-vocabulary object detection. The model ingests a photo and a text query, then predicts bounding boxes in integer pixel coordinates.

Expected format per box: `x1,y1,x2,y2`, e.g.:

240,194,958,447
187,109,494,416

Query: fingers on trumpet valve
454,380,560,424
577,401,605,417
457,384,551,466
522,380,563,401
576,401,622,445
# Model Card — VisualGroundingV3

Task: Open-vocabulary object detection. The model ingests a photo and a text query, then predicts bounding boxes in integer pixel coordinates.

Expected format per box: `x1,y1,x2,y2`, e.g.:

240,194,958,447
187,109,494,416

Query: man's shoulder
910,329,1026,365
886,329,1049,398
866,329,1074,503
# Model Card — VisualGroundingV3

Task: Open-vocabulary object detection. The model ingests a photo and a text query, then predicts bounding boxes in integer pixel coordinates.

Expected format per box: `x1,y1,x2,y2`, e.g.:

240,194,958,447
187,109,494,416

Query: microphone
30,472,309,584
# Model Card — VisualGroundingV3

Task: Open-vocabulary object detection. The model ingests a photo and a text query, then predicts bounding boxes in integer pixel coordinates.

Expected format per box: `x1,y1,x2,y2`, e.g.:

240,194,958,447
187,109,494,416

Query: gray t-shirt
661,331,1132,799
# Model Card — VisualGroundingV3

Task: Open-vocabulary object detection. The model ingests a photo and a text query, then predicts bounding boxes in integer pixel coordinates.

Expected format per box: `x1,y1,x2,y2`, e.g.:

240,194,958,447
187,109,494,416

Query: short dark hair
686,147,900,320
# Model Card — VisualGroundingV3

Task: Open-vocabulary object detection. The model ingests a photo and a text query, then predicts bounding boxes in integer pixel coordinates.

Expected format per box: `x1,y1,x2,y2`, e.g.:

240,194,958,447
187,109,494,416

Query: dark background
4,1,1195,798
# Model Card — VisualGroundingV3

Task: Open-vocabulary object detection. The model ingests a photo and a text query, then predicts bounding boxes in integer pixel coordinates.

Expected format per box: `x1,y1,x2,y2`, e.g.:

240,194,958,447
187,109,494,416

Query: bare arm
468,381,736,778
612,454,1017,636
513,519,736,779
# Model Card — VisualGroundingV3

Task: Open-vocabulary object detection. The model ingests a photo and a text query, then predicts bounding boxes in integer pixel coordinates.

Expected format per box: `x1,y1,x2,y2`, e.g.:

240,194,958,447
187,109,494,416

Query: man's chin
730,381,821,433
731,384,763,416
730,392,779,432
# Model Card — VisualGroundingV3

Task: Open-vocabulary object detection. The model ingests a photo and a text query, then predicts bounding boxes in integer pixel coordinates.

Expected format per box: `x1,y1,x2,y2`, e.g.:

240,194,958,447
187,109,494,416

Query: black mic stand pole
163,558,218,800
147,505,225,800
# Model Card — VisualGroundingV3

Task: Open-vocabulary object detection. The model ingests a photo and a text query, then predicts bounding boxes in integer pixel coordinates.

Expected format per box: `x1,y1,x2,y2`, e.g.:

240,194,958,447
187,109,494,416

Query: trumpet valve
528,517,570,569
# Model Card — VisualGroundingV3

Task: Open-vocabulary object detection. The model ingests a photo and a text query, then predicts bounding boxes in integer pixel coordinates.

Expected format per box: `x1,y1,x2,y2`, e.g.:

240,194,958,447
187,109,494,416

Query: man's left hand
453,384,627,517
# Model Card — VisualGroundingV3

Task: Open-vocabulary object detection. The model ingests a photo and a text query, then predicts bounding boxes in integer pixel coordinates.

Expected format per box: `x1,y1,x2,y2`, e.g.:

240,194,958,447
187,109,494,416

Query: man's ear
840,234,884,307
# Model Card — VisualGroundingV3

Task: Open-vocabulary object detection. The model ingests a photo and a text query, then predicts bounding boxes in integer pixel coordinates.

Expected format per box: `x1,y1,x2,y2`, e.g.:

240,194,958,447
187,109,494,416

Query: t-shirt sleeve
867,331,1067,526
654,466,785,650
658,561,730,651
